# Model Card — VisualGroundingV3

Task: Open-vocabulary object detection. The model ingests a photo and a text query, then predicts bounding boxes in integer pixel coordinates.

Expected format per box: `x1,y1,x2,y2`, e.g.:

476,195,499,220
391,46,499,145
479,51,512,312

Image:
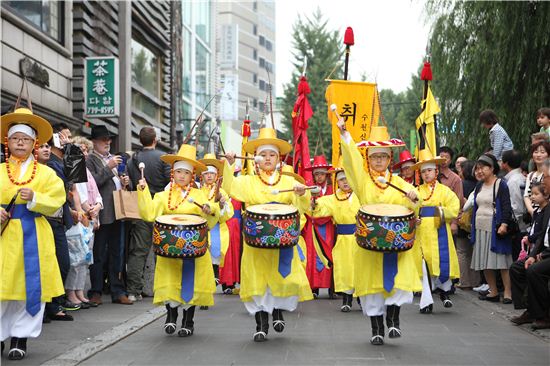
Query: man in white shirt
502,150,527,260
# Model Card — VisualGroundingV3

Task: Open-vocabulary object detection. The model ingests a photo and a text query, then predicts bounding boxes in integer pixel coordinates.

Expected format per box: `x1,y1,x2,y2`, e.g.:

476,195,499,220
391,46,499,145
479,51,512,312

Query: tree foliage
280,9,343,158
425,1,550,158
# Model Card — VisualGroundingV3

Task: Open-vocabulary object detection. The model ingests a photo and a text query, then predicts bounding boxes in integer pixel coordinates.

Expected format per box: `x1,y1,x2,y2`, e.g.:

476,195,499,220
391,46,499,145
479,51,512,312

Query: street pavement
3,289,548,366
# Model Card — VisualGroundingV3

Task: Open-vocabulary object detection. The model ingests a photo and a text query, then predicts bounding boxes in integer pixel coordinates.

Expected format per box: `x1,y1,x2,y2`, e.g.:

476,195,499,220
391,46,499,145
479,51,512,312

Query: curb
457,288,550,343
41,306,165,366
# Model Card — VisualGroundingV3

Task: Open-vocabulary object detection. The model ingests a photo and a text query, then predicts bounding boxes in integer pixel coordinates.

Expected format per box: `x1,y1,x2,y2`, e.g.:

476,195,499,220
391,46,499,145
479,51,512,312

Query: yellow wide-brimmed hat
242,127,292,155
281,164,305,184
199,153,224,173
330,156,345,176
1,107,53,143
357,126,405,149
411,149,446,171
161,144,207,173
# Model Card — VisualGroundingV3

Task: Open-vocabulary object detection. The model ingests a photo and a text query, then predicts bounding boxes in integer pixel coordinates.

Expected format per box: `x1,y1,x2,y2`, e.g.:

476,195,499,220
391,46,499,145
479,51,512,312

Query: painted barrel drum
153,214,209,258
355,204,416,252
243,203,300,249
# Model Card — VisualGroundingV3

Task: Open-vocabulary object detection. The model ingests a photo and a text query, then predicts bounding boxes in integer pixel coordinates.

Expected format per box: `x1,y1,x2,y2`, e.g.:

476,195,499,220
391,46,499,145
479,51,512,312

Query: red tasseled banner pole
343,27,354,80
420,61,433,81
242,120,251,137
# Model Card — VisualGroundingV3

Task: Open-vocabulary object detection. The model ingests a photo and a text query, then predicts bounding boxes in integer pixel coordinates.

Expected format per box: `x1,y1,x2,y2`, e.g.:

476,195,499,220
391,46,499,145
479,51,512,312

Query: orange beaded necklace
4,137,39,186
255,163,282,187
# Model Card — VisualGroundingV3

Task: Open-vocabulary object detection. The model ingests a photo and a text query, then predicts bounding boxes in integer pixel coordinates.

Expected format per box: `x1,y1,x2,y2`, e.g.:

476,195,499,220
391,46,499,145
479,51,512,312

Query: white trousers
419,260,453,309
359,290,413,317
165,301,194,310
244,287,299,315
0,301,45,341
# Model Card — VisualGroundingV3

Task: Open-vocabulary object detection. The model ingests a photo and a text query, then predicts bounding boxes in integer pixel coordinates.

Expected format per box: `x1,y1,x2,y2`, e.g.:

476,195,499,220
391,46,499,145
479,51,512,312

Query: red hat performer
392,150,416,185
305,155,333,196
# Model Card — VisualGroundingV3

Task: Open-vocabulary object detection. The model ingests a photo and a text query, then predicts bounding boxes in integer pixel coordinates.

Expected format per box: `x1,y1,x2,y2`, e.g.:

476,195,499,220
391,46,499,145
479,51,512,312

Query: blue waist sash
210,223,221,259
419,206,450,283
233,210,242,221
3,204,42,316
336,224,356,235
180,258,195,303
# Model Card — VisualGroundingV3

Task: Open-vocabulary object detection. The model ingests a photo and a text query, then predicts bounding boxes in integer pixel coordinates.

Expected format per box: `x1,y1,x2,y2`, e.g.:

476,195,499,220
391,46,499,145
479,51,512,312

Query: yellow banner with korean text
325,80,380,166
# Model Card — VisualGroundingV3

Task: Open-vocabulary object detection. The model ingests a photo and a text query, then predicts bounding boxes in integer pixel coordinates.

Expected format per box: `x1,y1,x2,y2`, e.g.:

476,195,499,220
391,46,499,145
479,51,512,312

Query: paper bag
113,190,141,220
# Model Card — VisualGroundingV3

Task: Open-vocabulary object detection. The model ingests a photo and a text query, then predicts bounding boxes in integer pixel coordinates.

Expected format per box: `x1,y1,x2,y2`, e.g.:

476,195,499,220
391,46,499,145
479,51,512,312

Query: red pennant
344,27,355,46
420,61,433,81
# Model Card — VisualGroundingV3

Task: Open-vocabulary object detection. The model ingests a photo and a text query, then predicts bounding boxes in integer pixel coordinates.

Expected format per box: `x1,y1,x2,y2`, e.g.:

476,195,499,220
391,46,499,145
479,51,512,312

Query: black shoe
386,305,401,338
178,306,195,337
62,301,81,311
479,294,500,302
1,341,4,355
42,314,51,324
50,312,74,321
420,304,433,314
254,311,269,342
370,316,385,345
164,305,178,335
341,294,352,312
8,337,27,360
199,305,209,310
272,309,285,333
440,292,453,308
328,288,338,299
79,302,91,310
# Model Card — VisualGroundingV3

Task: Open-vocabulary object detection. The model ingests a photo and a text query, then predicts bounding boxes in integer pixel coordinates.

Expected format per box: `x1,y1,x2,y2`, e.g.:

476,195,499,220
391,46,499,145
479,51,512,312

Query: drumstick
376,177,419,202
1,190,20,235
271,186,319,195
187,197,216,216
330,104,346,131
138,162,145,180
218,154,263,163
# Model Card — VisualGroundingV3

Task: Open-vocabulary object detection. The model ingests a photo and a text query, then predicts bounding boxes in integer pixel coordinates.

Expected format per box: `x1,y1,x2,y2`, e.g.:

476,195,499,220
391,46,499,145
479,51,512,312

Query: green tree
280,9,343,158
425,1,550,158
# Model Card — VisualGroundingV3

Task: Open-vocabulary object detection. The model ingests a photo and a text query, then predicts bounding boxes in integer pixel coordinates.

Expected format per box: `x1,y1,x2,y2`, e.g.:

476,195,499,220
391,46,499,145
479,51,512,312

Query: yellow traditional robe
413,182,460,280
138,185,220,306
222,164,313,303
0,163,65,302
201,186,234,266
340,139,423,296
313,191,361,293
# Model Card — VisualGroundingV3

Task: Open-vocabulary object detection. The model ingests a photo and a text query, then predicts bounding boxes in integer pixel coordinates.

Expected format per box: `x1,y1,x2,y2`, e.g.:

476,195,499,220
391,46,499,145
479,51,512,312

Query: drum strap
419,206,450,284
210,223,221,259
181,258,195,303
3,204,42,315
336,224,355,235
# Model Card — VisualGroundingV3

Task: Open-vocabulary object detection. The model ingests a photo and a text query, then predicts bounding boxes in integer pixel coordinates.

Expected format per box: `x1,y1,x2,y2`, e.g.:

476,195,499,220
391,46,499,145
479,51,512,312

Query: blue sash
315,224,328,272
297,244,305,262
4,204,42,316
419,206,450,283
383,252,398,293
180,258,195,303
210,223,221,259
233,209,242,222
268,202,294,278
336,224,355,235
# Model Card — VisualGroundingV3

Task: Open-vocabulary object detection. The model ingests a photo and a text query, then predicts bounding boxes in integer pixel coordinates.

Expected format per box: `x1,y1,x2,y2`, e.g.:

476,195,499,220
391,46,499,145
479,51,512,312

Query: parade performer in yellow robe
1,108,66,360
198,153,234,288
223,128,313,342
337,121,422,346
412,149,460,313
312,162,361,312
137,145,220,337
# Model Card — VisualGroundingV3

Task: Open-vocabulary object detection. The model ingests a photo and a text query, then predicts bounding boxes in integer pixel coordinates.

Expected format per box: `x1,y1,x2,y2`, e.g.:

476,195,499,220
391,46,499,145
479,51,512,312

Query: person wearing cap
1,108,66,360
86,125,133,306
198,153,234,300
412,150,460,313
305,155,336,298
337,120,421,346
137,144,220,337
311,160,361,312
223,127,313,342
393,150,416,185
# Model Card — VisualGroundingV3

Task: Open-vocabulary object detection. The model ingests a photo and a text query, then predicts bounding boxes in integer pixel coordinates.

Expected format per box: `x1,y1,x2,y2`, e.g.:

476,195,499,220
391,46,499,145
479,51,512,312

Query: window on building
3,1,63,43
252,24,257,35
258,101,265,112
253,48,257,60
259,35,265,46
182,29,192,99
253,98,258,108
259,57,265,68
265,40,272,52
253,73,257,84
265,61,273,73
182,1,192,28
195,1,211,45
253,1,257,11
259,80,266,91
131,39,162,121
195,41,211,108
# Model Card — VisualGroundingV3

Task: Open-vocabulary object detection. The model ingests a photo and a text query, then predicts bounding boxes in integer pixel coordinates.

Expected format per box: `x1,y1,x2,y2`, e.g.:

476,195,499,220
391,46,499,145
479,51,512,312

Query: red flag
291,76,314,185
